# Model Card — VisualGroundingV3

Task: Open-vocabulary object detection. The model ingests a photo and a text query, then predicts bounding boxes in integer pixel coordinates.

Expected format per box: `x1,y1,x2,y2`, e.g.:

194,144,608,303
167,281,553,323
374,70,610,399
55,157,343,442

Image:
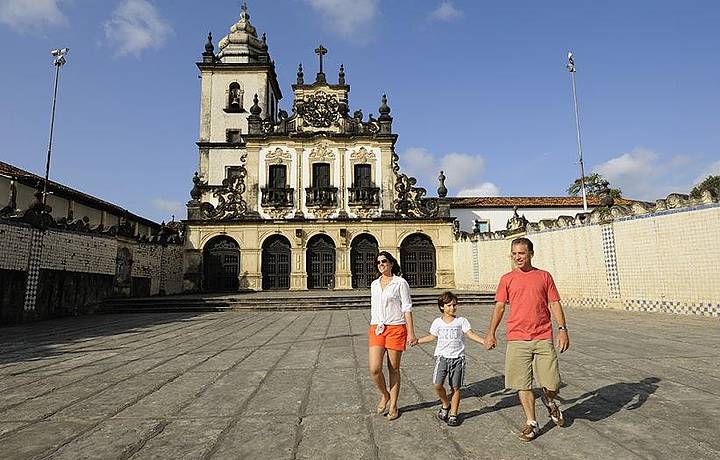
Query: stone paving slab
0,305,719,459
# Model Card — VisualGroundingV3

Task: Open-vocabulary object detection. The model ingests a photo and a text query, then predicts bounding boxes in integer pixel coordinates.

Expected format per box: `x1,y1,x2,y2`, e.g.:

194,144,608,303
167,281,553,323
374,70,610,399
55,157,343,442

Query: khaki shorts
505,340,561,391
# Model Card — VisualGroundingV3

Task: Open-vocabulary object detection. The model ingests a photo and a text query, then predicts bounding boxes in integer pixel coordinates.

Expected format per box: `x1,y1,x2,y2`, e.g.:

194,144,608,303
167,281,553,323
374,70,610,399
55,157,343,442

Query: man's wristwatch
557,325,568,331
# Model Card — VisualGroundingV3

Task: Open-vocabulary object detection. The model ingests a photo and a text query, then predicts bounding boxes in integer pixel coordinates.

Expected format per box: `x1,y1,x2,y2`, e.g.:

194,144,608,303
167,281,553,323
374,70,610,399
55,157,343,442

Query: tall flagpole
567,51,588,212
43,48,69,207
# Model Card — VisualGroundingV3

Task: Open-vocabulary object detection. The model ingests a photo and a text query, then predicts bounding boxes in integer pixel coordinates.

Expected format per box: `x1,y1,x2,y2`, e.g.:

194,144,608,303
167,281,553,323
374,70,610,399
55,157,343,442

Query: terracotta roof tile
448,196,637,208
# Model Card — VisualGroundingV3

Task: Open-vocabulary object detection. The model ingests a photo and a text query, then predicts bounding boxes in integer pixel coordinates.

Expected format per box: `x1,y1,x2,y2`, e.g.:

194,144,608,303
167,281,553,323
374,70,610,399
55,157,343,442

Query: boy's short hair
437,291,459,312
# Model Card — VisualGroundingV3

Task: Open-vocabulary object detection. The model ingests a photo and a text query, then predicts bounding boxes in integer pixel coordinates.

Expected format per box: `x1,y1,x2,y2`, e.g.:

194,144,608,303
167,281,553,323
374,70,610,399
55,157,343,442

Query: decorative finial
314,44,327,83
378,94,391,119
250,93,262,116
338,64,345,85
262,32,266,44
205,32,214,53
241,1,249,18
437,170,448,198
297,63,304,85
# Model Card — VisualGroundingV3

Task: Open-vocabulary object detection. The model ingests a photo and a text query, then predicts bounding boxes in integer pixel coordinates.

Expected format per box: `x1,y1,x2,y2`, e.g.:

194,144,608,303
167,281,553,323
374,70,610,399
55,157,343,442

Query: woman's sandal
386,408,399,420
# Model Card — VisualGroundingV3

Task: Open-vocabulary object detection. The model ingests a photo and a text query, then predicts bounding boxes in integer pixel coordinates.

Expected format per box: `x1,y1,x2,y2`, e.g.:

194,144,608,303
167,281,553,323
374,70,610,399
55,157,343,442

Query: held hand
484,334,496,350
555,330,570,353
407,334,418,347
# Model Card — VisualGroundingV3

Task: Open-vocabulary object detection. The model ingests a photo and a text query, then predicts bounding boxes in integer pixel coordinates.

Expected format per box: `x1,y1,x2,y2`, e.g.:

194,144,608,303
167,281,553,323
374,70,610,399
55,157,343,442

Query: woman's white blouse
370,275,413,325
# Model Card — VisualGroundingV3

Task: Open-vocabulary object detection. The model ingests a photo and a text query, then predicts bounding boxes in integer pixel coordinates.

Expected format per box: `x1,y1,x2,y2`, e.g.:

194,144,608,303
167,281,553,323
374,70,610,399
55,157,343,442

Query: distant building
450,196,635,233
0,161,157,237
184,6,455,292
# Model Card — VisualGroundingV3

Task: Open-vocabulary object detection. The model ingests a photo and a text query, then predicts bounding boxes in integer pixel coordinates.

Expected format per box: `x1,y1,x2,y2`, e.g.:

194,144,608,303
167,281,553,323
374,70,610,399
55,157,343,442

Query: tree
567,173,622,199
690,175,720,198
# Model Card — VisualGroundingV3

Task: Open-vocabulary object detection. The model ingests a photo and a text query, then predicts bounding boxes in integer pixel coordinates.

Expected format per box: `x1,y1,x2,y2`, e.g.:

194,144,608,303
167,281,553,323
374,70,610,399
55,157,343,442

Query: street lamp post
43,48,69,207
566,51,588,212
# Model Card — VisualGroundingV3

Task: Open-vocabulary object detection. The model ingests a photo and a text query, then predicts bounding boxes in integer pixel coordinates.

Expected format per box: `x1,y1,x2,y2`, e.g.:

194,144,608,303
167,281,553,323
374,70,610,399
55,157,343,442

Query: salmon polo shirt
495,268,560,341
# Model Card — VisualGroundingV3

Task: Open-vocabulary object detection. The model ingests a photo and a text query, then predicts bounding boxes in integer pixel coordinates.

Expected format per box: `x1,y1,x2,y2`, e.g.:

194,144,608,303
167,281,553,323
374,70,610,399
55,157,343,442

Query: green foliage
567,173,622,199
690,175,720,198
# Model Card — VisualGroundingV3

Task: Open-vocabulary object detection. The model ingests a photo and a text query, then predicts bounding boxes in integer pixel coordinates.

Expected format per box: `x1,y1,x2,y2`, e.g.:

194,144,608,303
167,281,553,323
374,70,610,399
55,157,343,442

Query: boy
416,291,485,426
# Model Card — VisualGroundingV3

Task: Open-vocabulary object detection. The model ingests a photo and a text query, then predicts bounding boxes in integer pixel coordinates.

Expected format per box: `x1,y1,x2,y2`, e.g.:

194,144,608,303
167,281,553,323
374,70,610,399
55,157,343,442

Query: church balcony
261,187,295,208
348,186,380,206
305,186,338,207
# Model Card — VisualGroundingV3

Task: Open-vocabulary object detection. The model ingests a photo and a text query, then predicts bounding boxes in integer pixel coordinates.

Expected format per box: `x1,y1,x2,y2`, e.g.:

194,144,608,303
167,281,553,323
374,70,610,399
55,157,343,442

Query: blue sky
1,0,719,223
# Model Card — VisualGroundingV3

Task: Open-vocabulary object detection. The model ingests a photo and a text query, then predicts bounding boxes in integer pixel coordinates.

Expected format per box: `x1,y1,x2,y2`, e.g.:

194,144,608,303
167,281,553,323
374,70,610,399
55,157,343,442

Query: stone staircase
98,289,495,314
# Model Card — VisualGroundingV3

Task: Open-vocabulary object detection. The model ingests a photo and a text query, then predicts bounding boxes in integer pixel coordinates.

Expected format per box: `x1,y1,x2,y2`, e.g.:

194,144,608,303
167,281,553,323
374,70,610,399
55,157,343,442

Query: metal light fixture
43,47,70,206
567,51,588,212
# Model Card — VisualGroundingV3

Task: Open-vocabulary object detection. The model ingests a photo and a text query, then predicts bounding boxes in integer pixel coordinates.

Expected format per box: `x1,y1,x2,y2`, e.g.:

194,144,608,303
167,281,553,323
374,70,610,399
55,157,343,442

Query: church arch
203,235,240,292
350,233,379,288
306,234,336,289
400,233,436,288
261,234,291,290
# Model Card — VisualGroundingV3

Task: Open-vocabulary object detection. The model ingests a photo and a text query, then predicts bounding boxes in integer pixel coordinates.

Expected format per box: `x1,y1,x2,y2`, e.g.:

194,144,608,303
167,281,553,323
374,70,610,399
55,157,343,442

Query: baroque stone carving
349,147,376,163
391,151,438,218
309,144,335,161
300,91,339,128
266,147,291,164
200,170,249,220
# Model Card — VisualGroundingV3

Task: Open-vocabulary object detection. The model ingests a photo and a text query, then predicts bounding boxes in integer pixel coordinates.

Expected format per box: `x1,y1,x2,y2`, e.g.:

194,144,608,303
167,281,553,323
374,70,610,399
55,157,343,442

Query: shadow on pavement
0,311,208,365
557,376,661,427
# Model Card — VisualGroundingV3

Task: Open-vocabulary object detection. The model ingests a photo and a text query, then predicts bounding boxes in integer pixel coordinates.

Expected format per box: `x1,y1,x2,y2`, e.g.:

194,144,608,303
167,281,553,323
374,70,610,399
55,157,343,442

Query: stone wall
0,220,184,324
454,191,720,317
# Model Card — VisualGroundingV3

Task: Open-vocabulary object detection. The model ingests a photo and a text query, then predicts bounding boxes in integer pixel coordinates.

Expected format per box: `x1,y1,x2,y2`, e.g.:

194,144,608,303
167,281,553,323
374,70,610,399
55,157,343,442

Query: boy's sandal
447,415,460,426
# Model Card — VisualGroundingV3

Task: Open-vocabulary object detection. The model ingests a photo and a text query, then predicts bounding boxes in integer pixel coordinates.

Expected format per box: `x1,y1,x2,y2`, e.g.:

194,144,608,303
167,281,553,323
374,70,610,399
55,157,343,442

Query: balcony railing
348,186,380,206
261,187,295,207
305,186,338,207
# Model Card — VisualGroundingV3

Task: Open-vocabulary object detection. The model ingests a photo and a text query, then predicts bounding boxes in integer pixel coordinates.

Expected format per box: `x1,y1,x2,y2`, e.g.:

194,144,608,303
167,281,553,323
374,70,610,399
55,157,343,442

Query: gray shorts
432,356,465,388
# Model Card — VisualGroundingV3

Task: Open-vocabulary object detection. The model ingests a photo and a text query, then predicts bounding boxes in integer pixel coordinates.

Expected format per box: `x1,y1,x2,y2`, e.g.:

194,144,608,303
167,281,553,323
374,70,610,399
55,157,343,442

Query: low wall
0,221,184,324
454,194,720,317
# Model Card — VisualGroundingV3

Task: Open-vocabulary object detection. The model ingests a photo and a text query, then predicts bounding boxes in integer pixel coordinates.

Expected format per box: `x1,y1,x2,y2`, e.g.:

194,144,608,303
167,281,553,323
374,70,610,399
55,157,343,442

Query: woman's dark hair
376,251,401,276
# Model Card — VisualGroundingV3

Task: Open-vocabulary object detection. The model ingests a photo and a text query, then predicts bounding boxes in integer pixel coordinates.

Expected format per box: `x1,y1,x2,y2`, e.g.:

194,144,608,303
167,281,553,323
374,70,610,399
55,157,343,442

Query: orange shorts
368,324,407,351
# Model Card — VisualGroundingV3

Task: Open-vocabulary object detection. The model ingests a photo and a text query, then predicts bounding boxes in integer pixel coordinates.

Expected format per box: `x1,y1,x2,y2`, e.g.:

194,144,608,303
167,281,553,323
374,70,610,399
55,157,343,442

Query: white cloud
303,0,378,38
430,1,462,21
0,0,67,32
398,148,499,197
695,160,720,184
103,0,173,57
151,197,183,216
458,183,500,197
593,147,706,200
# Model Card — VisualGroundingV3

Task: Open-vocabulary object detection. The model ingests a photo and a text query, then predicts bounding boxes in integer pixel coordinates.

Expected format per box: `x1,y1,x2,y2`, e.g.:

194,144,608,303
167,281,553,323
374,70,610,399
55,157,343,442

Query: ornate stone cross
314,44,327,74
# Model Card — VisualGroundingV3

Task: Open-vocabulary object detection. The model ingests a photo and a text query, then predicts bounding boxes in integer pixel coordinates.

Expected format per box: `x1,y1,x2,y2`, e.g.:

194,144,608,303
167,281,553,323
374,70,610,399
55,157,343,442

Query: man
484,237,570,441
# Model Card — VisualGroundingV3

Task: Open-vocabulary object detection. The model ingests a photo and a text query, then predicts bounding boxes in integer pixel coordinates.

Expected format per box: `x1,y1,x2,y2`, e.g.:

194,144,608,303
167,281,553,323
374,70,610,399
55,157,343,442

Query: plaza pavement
0,304,719,459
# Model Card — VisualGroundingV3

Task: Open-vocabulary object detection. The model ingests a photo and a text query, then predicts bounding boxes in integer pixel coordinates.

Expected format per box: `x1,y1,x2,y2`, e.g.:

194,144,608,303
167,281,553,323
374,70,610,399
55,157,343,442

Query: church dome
217,4,270,64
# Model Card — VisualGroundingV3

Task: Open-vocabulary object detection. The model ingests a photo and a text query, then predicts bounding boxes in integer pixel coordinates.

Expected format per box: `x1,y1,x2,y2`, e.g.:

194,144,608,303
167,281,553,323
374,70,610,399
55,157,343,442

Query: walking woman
368,251,417,420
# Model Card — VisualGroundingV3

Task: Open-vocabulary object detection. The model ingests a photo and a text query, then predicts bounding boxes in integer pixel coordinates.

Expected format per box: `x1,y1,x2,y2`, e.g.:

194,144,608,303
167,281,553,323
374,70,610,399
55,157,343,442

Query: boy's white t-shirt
429,316,472,358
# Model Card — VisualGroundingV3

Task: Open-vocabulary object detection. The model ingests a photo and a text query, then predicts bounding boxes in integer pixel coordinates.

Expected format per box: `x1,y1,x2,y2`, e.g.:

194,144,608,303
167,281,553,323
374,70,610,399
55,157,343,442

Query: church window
226,166,244,180
312,163,331,188
269,165,287,189
353,164,372,188
227,82,244,112
226,129,242,143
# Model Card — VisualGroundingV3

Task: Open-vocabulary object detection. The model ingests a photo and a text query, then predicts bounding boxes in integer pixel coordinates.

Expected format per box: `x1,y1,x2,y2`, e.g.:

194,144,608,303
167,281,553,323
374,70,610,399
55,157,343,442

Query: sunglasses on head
376,258,389,265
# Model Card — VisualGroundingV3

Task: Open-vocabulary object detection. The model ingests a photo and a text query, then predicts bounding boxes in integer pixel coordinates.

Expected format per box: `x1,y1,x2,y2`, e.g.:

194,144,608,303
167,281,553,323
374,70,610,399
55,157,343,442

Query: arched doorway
351,234,379,288
400,233,436,288
203,236,240,292
262,235,291,290
306,234,336,289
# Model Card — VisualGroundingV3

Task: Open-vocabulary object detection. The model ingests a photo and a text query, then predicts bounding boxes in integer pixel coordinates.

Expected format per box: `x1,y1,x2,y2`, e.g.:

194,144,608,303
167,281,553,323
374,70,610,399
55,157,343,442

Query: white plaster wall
207,149,247,184
613,207,720,303
208,71,271,141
